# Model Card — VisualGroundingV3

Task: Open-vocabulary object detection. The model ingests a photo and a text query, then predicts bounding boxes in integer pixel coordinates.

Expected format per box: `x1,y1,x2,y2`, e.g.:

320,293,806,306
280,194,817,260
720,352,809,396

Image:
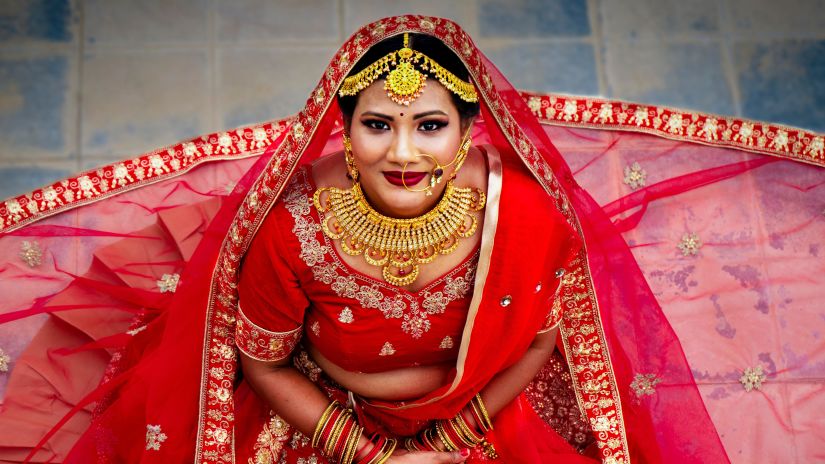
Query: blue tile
479,0,590,37
0,56,69,154
604,41,735,116
0,166,71,200
599,0,718,40
0,0,73,42
735,40,825,132
482,42,599,95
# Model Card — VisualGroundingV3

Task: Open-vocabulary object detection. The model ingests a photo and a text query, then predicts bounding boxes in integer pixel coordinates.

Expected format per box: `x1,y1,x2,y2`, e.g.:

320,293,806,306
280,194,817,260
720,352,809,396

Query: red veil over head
1,15,823,464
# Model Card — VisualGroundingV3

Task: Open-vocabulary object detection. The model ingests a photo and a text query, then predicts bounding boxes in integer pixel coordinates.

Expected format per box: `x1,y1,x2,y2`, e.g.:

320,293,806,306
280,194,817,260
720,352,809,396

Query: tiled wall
1,0,823,199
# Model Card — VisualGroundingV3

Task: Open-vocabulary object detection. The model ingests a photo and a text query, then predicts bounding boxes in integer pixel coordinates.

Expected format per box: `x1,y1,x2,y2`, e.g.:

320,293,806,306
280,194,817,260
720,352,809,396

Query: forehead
354,78,458,115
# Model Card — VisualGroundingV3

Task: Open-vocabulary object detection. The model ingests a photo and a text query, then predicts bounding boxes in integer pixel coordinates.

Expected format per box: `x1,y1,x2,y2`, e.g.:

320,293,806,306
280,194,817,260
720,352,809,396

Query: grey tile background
1,0,823,199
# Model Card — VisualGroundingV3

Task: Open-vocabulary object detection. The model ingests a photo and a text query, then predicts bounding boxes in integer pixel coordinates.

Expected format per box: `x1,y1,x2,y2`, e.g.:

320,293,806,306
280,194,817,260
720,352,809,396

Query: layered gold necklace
313,181,486,286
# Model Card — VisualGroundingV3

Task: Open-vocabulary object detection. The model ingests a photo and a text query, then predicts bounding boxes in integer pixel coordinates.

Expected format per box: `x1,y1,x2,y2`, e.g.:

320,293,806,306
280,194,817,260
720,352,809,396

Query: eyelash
360,119,448,132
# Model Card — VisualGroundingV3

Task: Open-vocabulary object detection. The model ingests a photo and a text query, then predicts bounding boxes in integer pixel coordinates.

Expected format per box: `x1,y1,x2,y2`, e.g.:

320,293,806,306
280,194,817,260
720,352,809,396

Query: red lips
383,171,427,187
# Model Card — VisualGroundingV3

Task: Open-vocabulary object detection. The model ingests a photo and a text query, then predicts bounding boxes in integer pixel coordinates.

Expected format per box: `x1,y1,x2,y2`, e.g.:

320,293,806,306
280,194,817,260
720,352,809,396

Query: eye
419,120,448,132
362,119,390,131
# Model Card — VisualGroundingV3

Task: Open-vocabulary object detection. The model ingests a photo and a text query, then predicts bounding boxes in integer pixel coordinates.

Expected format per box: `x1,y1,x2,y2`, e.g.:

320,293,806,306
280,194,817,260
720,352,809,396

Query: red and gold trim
0,120,292,233
521,91,825,168
3,96,821,235
235,306,302,362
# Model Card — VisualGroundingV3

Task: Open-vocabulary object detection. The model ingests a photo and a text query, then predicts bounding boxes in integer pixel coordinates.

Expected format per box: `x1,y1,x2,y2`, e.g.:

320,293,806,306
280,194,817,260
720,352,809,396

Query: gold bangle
342,424,363,464
374,438,397,464
450,417,479,447
473,394,494,431
325,411,349,456
435,421,458,452
312,401,339,448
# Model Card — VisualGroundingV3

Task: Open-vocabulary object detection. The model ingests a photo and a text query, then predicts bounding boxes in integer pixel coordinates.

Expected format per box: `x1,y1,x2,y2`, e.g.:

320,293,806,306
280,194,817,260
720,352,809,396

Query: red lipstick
383,171,427,187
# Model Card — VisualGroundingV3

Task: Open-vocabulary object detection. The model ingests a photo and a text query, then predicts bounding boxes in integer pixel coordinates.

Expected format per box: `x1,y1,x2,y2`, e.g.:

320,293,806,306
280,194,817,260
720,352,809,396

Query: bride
0,15,822,464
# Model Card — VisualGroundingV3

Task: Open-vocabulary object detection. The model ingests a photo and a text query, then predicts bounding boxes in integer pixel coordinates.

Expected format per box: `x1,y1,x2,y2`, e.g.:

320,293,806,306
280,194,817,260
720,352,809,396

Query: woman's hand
388,448,470,463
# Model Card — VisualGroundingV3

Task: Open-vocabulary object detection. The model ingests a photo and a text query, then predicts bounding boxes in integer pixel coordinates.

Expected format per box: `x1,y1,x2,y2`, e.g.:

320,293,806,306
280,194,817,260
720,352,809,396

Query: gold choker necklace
313,181,486,286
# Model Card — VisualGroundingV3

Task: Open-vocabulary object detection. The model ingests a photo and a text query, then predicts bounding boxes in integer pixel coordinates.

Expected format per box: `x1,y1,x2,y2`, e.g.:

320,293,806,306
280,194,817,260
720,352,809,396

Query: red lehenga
0,15,823,464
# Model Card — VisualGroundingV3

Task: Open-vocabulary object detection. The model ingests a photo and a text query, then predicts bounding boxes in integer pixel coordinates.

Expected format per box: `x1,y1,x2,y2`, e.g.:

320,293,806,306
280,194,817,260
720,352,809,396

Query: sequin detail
146,424,168,451
19,240,42,267
678,233,702,256
623,162,646,189
379,342,396,356
740,366,766,392
157,273,180,293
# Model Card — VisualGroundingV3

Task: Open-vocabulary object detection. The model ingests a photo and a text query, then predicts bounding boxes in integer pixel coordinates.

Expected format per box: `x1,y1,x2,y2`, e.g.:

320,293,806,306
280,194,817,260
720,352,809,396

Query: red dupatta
3,14,822,464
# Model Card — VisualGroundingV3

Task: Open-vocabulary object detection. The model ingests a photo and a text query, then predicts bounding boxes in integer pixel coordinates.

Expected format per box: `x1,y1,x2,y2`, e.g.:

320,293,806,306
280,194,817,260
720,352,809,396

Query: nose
386,128,419,166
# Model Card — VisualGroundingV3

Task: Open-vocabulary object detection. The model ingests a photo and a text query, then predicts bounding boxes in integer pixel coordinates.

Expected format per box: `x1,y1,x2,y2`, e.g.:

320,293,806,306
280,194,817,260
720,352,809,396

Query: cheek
351,130,389,167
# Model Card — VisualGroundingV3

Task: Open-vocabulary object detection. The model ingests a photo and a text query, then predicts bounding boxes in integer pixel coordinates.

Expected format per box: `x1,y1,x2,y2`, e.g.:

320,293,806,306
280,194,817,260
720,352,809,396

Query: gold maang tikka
339,33,478,106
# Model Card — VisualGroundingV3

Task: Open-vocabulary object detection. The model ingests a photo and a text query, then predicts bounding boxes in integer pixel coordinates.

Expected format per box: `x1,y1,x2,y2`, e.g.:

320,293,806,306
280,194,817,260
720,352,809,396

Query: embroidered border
0,119,292,232
235,305,302,362
521,91,825,168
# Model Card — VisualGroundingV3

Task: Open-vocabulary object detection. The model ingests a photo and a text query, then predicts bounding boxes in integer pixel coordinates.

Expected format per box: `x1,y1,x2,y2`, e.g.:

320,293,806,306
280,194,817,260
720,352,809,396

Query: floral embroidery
157,273,180,293
338,307,354,324
127,325,147,336
677,233,702,256
0,348,10,372
285,170,477,339
439,336,454,349
622,162,646,189
235,306,302,362
249,413,291,464
630,373,661,399
379,342,396,356
310,320,320,336
740,366,766,392
19,240,42,267
146,424,168,451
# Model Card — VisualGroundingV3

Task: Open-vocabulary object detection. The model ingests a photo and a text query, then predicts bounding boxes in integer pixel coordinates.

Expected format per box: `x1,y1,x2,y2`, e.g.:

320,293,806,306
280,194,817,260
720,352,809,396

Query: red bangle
356,433,385,464
333,419,355,457
320,408,344,447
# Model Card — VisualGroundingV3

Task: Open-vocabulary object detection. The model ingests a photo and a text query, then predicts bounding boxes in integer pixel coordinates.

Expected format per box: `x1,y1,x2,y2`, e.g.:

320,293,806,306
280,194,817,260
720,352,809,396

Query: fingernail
460,448,470,457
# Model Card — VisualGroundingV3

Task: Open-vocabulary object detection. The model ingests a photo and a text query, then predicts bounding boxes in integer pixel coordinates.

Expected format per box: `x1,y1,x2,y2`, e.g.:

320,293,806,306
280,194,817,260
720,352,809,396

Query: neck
357,182,448,219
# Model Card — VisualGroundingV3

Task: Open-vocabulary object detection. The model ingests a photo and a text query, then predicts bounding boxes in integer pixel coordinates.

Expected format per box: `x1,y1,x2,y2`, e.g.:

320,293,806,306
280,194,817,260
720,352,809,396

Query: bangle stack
313,401,397,464
405,394,494,453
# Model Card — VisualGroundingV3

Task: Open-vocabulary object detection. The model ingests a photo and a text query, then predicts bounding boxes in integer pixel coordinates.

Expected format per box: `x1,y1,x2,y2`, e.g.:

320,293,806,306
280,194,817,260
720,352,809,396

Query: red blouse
236,153,565,374
237,165,481,373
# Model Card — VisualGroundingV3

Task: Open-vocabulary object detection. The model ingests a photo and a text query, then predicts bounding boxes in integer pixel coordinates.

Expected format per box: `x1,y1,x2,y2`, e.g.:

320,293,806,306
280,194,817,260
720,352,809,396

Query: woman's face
347,78,465,218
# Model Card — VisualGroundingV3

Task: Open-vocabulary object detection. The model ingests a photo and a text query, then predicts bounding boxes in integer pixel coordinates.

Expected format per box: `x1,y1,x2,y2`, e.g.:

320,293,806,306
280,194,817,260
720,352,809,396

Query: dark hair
337,33,480,122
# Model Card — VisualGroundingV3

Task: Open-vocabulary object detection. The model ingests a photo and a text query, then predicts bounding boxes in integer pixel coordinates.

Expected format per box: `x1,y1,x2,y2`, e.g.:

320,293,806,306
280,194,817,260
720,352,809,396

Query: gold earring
343,133,359,182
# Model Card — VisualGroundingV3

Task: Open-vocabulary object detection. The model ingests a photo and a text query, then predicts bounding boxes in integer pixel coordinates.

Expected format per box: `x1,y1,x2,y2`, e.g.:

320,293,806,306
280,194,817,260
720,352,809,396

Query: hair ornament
339,33,478,106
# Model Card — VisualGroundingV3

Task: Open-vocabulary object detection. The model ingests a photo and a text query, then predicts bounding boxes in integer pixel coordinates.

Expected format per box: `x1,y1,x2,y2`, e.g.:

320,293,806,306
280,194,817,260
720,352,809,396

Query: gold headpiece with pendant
339,33,478,106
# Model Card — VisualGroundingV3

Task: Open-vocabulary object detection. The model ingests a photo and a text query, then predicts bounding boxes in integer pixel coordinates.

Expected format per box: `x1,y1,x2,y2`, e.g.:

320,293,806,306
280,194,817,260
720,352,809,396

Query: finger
443,448,470,463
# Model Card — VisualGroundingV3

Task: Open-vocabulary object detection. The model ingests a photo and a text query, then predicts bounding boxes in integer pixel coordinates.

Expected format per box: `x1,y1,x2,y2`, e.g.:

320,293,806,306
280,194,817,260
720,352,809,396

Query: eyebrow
360,110,449,120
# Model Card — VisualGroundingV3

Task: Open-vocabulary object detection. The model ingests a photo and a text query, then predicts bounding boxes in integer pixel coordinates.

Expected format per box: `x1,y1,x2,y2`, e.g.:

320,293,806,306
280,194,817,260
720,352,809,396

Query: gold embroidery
19,240,42,267
285,171,477,338
338,307,354,324
146,424,168,451
0,348,9,372
157,273,180,293
740,366,766,392
439,336,454,349
677,232,701,256
379,342,396,356
310,320,320,336
235,306,302,362
622,162,646,189
249,413,291,464
630,373,661,399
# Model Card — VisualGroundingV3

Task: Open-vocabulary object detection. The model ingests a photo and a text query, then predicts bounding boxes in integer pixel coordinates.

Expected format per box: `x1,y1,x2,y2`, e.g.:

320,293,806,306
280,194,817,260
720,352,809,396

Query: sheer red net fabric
0,15,822,464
